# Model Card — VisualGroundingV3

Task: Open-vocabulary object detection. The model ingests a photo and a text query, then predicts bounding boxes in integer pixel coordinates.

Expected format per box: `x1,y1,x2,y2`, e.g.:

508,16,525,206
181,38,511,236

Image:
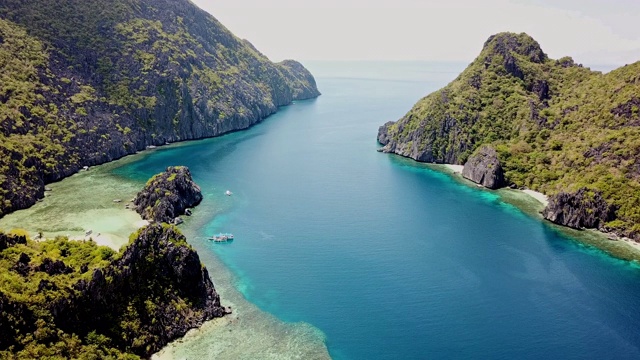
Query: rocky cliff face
542,188,616,230
0,232,26,252
377,32,640,239
133,166,202,223
0,0,320,218
461,146,505,189
53,224,225,356
0,225,226,358
377,32,549,165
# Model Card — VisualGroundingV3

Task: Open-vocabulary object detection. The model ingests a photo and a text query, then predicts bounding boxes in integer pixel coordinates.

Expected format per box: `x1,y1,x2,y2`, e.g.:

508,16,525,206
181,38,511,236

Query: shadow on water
111,128,267,181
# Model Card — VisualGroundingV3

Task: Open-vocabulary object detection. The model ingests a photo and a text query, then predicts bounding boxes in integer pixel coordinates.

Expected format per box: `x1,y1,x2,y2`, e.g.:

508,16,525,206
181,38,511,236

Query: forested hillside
0,225,225,358
378,33,640,239
0,0,319,217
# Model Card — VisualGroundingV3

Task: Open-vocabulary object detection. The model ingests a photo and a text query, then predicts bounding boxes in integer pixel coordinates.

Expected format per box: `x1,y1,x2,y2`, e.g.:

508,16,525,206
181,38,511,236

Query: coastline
441,164,550,207
0,130,331,359
521,189,549,207
65,219,150,250
0,161,149,251
0,96,319,244
433,163,640,262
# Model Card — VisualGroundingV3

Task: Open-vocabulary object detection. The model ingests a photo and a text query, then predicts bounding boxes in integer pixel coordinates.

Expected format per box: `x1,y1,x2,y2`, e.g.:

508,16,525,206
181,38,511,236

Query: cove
115,62,640,359
3,62,640,359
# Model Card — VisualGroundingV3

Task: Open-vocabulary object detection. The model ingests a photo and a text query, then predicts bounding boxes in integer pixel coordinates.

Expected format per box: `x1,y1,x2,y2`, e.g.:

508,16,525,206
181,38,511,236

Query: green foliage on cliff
380,32,640,238
0,233,135,359
0,0,319,218
0,224,220,358
133,166,202,223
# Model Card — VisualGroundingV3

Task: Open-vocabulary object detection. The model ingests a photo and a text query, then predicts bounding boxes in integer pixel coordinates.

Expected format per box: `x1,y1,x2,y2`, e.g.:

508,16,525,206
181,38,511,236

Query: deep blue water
114,62,640,359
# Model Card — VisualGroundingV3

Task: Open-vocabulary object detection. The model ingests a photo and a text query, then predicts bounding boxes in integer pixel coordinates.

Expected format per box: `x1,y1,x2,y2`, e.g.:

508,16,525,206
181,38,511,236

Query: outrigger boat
209,233,234,242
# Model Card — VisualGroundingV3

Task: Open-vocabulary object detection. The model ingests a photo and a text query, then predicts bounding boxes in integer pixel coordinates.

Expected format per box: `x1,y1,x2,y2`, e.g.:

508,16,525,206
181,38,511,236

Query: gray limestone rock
462,145,505,189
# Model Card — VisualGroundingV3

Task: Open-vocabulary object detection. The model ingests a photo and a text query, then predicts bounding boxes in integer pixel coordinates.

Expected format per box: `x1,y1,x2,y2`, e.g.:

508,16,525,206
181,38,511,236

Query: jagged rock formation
0,0,320,217
0,232,26,252
133,166,202,223
462,146,505,189
542,188,616,230
54,224,225,356
0,225,225,358
377,32,640,239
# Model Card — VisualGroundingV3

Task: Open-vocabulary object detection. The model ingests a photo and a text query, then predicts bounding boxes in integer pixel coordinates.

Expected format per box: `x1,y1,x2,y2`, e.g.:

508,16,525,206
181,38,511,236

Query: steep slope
0,0,319,217
0,225,225,358
378,32,640,239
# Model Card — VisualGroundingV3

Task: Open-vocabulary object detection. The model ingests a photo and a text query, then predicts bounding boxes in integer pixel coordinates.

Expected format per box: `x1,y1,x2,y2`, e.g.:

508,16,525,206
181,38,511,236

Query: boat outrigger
209,233,234,242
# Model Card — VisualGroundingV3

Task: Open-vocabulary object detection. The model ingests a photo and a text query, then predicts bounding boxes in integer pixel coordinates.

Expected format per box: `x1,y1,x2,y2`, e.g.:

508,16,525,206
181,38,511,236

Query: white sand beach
622,237,640,251
0,163,147,251
522,189,549,207
441,164,549,208
444,164,464,174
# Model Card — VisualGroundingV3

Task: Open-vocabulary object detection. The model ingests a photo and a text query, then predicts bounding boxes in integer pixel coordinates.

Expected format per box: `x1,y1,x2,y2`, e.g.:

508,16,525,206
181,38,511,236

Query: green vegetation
133,166,202,223
0,0,319,218
380,32,640,238
0,223,220,358
0,232,135,358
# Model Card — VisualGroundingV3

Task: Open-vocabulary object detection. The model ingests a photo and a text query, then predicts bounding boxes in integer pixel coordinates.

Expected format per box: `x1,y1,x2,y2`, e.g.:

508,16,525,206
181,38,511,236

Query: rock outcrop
133,166,202,223
462,145,505,189
0,233,26,252
53,224,225,357
542,188,616,230
0,224,225,358
376,32,546,165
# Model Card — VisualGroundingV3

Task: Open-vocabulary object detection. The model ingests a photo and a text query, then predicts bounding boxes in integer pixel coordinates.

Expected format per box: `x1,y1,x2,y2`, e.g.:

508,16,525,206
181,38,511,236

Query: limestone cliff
133,166,202,224
0,225,226,358
542,188,616,230
377,32,640,240
461,146,505,189
0,0,320,217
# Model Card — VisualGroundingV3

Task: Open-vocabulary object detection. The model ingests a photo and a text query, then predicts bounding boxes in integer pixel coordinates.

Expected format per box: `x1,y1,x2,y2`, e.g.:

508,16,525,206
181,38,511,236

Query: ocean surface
5,61,640,359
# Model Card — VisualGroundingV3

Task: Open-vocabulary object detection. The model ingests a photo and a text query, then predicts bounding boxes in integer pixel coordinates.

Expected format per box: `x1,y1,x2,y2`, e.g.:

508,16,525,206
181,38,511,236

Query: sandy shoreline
435,163,640,258
441,164,550,207
620,237,640,251
522,189,549,207
444,164,464,174
65,219,150,250
0,164,149,251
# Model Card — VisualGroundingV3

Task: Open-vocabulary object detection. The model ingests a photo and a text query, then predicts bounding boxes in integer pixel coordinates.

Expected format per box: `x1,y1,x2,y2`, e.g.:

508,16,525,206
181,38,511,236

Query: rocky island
133,166,202,224
0,0,320,218
378,32,640,241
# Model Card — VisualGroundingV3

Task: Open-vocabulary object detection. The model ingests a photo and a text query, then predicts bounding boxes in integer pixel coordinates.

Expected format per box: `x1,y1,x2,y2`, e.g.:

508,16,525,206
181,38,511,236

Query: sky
190,0,640,67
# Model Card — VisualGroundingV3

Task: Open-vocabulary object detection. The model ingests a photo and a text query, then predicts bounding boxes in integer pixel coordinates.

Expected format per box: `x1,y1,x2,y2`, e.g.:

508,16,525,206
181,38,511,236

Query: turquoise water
114,62,640,359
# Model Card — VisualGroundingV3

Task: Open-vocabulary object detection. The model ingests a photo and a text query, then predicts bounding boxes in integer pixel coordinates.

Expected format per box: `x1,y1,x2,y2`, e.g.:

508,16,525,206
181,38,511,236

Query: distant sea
109,61,640,359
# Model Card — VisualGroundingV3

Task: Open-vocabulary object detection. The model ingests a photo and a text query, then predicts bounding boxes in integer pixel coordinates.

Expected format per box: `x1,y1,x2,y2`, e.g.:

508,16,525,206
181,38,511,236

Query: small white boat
209,233,234,242
225,190,233,196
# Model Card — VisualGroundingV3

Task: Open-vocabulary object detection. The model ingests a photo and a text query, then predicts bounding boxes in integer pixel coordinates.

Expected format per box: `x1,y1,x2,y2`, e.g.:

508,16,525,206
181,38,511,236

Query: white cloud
191,0,640,67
